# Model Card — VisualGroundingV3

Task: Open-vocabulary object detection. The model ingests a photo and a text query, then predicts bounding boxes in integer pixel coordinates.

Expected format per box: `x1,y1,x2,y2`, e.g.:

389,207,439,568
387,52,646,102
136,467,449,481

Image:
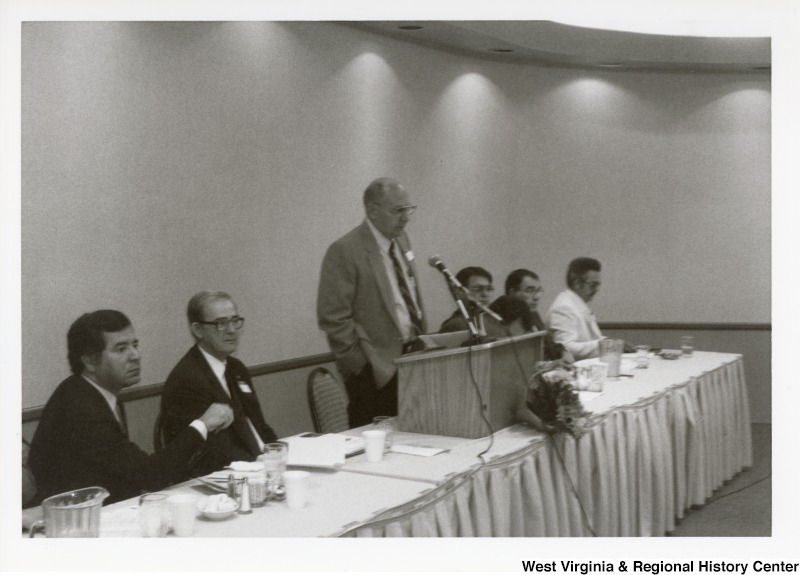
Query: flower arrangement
527,367,591,438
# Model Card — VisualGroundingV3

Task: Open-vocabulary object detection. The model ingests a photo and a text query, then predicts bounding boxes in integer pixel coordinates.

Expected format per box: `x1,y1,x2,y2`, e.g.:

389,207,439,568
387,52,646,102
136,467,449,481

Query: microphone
428,255,464,289
428,255,503,322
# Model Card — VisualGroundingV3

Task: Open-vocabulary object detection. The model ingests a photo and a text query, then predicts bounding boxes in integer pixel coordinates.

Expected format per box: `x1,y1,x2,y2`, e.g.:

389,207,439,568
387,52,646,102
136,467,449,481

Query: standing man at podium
317,177,427,427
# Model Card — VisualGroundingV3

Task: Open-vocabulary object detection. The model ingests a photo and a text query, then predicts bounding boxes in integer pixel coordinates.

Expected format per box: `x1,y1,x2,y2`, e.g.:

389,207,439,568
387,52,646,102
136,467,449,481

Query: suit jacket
529,310,567,361
28,375,206,505
545,289,604,360
161,345,277,476
438,309,506,338
317,221,427,387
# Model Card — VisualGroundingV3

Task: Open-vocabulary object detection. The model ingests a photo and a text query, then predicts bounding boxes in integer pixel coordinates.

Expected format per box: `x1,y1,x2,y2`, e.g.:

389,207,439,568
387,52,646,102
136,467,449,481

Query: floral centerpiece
526,366,591,438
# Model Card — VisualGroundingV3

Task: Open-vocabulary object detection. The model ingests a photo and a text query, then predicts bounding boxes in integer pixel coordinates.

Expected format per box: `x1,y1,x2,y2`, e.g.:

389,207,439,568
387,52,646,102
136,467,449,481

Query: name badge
404,249,414,261
237,382,253,394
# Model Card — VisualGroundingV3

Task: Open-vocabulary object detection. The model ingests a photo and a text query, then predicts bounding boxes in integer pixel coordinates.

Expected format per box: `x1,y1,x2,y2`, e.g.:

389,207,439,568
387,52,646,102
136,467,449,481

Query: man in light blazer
161,291,278,476
546,257,606,360
317,177,427,427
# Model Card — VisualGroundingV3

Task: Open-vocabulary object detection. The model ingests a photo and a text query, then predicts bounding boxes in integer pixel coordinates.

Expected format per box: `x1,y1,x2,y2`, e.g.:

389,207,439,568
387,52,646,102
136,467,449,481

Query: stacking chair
306,367,350,434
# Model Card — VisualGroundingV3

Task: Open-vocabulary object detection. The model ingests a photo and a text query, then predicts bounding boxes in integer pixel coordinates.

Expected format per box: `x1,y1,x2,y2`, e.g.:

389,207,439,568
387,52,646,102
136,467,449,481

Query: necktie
114,403,129,438
224,366,261,456
389,240,423,336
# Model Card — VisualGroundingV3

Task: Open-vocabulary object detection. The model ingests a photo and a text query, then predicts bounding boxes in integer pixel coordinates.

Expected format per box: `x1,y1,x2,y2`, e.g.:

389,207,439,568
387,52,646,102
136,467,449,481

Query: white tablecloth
95,352,751,537
342,352,752,537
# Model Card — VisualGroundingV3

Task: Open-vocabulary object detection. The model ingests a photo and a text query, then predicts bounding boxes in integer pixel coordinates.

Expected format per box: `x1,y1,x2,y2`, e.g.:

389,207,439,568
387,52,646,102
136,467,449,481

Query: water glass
588,363,607,392
679,335,695,357
635,344,651,369
139,493,169,537
260,443,288,501
574,366,591,390
372,416,395,454
598,338,624,378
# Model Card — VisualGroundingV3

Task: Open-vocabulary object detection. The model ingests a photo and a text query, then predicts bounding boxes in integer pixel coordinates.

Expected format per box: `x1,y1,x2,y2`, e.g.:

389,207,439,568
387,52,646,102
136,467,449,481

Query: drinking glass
260,443,288,501
679,336,695,357
372,416,395,454
139,493,169,537
635,344,651,369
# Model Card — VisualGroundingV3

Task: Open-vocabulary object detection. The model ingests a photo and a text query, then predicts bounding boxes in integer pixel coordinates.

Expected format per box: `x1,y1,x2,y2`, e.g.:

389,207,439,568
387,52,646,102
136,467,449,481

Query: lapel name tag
404,249,414,261
237,382,253,394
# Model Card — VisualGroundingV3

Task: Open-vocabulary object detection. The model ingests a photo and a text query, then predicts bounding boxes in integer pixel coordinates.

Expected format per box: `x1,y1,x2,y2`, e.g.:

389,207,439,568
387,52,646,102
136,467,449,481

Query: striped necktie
389,240,423,335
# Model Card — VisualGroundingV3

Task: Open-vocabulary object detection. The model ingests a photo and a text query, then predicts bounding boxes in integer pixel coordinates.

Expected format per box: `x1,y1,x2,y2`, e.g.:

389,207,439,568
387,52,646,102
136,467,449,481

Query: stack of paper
284,434,363,467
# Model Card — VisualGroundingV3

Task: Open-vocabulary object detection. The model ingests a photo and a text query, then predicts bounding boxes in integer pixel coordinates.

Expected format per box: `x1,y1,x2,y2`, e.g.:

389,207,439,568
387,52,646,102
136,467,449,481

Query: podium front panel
396,332,544,438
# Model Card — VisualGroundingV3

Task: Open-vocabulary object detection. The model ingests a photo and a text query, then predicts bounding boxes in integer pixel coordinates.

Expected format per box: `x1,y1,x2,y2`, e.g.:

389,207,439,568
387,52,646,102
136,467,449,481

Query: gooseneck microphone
428,255,464,289
428,255,502,322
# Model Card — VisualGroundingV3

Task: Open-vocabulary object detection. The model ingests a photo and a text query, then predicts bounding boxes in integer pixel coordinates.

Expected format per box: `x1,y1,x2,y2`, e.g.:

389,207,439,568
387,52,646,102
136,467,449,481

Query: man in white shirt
161,291,278,476
317,177,427,427
546,257,606,360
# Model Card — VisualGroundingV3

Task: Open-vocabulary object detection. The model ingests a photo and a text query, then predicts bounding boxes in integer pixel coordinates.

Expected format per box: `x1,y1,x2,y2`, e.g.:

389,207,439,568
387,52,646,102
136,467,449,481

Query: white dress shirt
546,288,604,360
365,217,419,341
199,346,264,452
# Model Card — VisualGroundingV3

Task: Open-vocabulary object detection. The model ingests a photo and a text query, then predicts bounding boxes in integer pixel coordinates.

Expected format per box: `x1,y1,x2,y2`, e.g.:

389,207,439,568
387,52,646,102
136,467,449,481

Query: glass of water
260,443,288,501
679,336,695,357
372,416,395,454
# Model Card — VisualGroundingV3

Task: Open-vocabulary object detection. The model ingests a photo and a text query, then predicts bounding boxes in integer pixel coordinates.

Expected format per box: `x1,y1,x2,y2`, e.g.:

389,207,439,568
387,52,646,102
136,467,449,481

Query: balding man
317,177,427,427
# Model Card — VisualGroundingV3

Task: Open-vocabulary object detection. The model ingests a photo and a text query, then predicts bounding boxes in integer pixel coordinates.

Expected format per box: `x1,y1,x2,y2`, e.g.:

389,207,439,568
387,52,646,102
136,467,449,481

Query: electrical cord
703,473,771,505
505,327,597,536
465,339,496,462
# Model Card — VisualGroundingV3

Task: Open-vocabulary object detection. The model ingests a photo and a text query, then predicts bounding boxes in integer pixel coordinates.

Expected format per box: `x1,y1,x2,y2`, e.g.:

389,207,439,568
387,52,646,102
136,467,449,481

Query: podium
395,331,545,438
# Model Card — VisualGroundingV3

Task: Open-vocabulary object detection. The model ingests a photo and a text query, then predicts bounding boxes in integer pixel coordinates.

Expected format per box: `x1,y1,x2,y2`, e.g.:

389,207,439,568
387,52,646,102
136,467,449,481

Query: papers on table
283,434,365,467
389,444,448,457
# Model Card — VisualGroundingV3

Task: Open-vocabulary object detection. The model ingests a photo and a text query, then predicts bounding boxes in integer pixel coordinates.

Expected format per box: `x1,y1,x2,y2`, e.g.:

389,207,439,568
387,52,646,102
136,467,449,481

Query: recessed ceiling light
397,25,424,31
489,48,515,53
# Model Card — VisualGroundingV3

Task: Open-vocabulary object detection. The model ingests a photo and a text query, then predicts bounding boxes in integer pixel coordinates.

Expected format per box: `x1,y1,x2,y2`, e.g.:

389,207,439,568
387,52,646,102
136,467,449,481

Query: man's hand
199,403,234,433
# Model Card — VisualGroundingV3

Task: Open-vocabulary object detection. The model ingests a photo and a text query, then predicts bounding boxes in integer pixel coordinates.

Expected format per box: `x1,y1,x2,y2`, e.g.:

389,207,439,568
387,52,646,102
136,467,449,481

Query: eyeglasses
370,202,417,217
469,285,495,295
581,281,601,289
196,316,245,332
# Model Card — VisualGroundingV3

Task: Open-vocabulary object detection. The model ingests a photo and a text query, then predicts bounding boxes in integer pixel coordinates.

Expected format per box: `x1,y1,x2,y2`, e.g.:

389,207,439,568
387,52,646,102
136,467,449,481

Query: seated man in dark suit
505,269,574,364
438,266,504,337
28,310,234,505
161,291,278,476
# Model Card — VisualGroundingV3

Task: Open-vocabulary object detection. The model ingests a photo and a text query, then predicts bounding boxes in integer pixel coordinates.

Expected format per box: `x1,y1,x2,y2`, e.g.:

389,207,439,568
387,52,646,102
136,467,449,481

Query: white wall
21,22,770,408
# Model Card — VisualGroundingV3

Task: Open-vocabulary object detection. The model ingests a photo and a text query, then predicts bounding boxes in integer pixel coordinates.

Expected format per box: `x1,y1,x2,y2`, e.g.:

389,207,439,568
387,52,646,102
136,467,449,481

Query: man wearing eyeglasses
317,177,427,427
505,268,574,364
161,291,278,475
438,266,504,336
545,258,606,360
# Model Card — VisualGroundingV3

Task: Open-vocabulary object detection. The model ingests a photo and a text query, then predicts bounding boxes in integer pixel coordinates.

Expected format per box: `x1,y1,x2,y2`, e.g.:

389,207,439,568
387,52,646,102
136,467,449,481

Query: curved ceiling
344,21,771,72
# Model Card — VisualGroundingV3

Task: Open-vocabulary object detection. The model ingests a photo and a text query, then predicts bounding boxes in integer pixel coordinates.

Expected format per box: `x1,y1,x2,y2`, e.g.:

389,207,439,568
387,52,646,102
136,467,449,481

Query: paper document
390,444,448,457
284,434,357,467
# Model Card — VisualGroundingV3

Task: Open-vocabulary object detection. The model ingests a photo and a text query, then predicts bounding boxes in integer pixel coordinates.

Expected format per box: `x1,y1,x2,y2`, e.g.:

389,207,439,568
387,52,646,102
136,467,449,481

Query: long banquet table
96,351,751,538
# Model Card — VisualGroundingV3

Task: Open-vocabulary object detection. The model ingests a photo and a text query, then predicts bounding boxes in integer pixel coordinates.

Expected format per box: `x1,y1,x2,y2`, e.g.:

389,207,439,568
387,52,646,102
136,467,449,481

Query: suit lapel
74,376,128,438
190,345,233,404
395,233,426,330
359,222,405,336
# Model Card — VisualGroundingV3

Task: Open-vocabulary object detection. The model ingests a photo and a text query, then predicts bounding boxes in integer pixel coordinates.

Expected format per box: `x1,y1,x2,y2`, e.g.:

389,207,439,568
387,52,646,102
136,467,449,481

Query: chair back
307,367,349,433
153,411,167,451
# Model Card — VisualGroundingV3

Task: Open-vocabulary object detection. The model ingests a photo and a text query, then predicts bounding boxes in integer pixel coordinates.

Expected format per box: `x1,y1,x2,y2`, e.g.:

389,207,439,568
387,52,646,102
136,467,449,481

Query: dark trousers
344,364,398,428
